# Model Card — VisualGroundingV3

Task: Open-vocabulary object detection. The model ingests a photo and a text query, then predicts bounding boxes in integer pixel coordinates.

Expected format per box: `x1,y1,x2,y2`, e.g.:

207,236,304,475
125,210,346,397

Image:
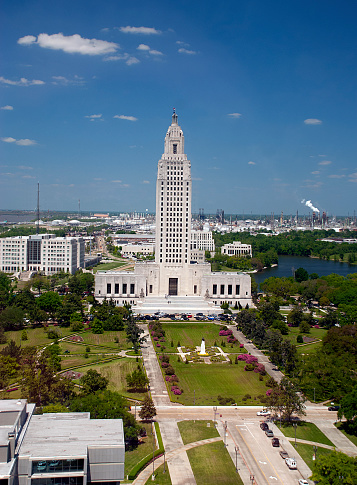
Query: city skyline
1,0,356,215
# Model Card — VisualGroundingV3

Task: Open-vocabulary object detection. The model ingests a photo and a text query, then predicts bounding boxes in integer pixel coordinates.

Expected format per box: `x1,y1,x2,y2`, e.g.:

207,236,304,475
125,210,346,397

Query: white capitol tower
95,110,251,313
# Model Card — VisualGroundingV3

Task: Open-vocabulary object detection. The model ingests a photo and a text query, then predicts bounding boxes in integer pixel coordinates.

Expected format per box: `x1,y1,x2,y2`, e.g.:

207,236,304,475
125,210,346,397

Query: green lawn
187,441,243,485
296,341,323,356
291,443,333,470
284,326,327,345
125,423,155,476
73,357,148,401
146,463,172,485
93,261,127,273
79,330,132,350
166,360,268,405
335,422,357,447
159,322,245,354
0,326,73,350
178,420,219,444
280,422,334,447
60,340,118,354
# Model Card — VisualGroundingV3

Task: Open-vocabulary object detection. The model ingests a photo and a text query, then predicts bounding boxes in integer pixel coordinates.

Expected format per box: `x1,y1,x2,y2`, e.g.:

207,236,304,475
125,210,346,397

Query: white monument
199,338,206,355
94,110,252,313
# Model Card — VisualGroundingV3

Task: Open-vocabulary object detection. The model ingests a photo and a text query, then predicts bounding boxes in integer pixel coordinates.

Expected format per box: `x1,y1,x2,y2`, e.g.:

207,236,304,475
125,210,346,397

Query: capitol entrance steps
134,296,220,315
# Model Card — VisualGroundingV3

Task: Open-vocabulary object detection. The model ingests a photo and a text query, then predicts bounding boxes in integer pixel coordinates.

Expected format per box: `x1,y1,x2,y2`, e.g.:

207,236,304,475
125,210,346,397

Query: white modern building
0,234,85,275
0,400,124,485
221,241,252,257
95,111,251,311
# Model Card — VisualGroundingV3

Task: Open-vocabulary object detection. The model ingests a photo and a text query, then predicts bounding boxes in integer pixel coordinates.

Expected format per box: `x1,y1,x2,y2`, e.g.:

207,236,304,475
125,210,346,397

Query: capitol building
94,111,251,313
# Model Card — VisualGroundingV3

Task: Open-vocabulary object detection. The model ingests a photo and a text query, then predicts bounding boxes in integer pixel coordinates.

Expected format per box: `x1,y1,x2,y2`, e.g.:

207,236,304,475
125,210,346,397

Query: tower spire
172,107,178,125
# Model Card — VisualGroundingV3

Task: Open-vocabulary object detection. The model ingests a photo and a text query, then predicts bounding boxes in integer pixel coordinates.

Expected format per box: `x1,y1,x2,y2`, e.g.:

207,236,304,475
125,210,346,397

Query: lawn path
310,419,357,456
138,324,196,484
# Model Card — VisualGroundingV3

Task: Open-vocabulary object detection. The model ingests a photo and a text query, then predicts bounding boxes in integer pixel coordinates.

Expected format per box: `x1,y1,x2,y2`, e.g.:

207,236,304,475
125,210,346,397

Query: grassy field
74,357,147,401
146,463,172,485
124,423,154,476
79,330,132,350
159,322,245,354
280,422,334,446
335,422,357,447
296,341,323,356
291,443,332,470
0,326,73,350
93,261,127,273
187,441,243,485
166,360,268,405
178,420,219,444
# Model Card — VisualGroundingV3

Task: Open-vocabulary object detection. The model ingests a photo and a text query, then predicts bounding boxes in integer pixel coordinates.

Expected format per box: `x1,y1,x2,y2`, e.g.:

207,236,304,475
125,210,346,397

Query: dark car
260,422,269,431
279,450,289,459
328,405,340,411
272,437,280,447
265,429,274,438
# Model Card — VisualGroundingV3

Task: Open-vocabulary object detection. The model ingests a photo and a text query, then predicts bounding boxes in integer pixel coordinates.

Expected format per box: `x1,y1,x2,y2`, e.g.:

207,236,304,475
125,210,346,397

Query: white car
285,458,297,469
257,409,271,416
298,480,309,485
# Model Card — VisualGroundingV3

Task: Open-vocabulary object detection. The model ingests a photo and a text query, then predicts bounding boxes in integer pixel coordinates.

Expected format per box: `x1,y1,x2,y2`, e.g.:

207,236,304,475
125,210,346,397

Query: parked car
265,429,274,438
279,450,289,459
272,437,280,447
257,409,270,416
285,458,297,469
260,422,269,431
298,480,309,485
36,461,47,472
328,405,340,411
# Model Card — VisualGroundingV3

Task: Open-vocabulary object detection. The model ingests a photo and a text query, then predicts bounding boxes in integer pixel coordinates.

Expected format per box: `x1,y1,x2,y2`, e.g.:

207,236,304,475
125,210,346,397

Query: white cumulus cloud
142,180,150,184
318,160,332,166
126,57,140,65
137,44,150,51
52,75,85,86
111,180,122,183
18,33,119,55
1,105,13,110
113,115,138,121
328,174,345,179
348,173,357,183
119,26,161,35
1,137,37,146
304,118,322,125
178,48,197,55
228,113,241,118
248,161,255,165
85,114,103,120
0,76,44,86
311,171,320,174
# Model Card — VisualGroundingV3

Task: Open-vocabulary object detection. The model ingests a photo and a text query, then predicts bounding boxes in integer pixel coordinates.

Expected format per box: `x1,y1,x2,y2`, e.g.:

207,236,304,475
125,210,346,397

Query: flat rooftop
20,413,124,458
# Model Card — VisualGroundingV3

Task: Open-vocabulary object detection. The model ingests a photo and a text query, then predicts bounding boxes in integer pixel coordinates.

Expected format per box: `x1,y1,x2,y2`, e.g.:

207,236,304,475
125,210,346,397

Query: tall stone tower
155,109,192,295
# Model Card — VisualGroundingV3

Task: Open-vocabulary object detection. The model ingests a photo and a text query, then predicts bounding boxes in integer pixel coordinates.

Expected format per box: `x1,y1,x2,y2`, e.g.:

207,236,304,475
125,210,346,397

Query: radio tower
36,182,40,234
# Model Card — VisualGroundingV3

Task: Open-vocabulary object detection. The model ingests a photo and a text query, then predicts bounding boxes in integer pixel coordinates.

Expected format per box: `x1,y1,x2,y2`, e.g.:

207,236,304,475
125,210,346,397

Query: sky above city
1,0,356,216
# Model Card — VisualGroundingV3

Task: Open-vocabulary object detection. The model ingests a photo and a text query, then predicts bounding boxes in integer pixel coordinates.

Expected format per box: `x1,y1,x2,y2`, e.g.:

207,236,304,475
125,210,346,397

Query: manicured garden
92,261,127,273
165,359,268,405
145,463,172,485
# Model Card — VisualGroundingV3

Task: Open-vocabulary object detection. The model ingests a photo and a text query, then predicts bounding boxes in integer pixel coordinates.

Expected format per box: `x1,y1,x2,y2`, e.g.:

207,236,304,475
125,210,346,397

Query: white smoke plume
301,199,320,213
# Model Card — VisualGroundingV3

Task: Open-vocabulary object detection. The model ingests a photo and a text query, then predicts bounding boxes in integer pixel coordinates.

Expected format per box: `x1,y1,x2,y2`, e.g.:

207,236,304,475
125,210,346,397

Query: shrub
165,365,175,375
161,362,169,368
297,334,303,343
266,389,272,397
244,364,254,371
171,386,182,395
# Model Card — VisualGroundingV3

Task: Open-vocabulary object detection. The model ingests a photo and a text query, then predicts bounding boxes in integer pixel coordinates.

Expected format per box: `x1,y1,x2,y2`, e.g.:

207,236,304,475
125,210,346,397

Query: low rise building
221,241,252,257
0,234,85,275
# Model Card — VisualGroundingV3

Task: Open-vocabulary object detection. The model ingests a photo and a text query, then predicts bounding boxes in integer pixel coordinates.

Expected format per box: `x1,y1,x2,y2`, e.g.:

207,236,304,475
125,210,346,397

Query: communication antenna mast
78,199,81,216
36,182,40,234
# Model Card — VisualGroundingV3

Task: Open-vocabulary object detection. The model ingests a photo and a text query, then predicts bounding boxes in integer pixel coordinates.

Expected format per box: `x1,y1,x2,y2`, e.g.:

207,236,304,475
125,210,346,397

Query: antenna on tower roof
36,182,40,234
172,108,178,124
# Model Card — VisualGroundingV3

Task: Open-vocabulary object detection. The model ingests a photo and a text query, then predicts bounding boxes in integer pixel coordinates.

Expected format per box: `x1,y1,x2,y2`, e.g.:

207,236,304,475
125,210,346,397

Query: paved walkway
139,324,172,407
311,418,357,456
132,437,222,485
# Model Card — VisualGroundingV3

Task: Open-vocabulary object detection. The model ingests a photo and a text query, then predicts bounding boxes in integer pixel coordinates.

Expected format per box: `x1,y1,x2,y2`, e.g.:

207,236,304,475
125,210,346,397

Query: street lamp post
235,445,239,472
293,422,297,447
213,406,217,427
223,421,228,447
152,424,155,481
250,475,255,484
163,451,166,474
194,389,195,406
313,445,317,461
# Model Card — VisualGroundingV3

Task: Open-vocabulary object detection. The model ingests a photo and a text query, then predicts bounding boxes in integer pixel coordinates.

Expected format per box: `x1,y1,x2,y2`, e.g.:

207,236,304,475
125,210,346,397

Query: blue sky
1,0,356,216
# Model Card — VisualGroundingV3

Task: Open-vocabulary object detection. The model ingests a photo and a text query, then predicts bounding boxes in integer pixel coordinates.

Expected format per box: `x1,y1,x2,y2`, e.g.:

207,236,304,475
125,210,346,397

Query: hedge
128,422,164,480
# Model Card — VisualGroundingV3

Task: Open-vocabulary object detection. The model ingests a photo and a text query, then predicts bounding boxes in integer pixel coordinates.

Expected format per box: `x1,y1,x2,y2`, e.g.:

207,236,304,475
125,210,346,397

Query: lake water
253,255,357,286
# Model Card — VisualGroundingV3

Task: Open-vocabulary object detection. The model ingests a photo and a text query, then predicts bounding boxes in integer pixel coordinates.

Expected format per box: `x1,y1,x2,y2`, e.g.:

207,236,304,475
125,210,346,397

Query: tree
338,386,357,423
36,291,62,318
80,369,108,394
295,267,309,283
266,377,306,422
287,307,304,327
0,271,14,310
311,451,357,484
126,316,146,352
126,367,149,391
139,396,156,421
0,306,24,330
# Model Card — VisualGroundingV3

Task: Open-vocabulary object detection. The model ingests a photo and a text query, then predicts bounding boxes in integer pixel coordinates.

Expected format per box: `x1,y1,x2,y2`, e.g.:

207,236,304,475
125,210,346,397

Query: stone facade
95,111,251,309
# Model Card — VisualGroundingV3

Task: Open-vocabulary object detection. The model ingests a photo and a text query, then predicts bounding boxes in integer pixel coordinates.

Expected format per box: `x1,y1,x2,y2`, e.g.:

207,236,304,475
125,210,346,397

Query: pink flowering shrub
237,354,258,364
170,375,179,382
156,343,161,347
165,376,170,381
219,329,233,336
266,389,272,397
240,344,244,348
161,362,169,368
227,335,238,344
253,363,266,375
153,337,159,341
160,337,166,342
171,386,182,395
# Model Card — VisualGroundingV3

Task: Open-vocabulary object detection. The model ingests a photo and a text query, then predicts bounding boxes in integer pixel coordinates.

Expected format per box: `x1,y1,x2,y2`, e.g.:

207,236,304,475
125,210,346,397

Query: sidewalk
311,419,357,456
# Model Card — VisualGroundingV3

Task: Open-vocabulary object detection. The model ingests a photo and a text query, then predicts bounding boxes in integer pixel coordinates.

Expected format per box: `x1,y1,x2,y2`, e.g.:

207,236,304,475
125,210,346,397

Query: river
253,255,357,286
